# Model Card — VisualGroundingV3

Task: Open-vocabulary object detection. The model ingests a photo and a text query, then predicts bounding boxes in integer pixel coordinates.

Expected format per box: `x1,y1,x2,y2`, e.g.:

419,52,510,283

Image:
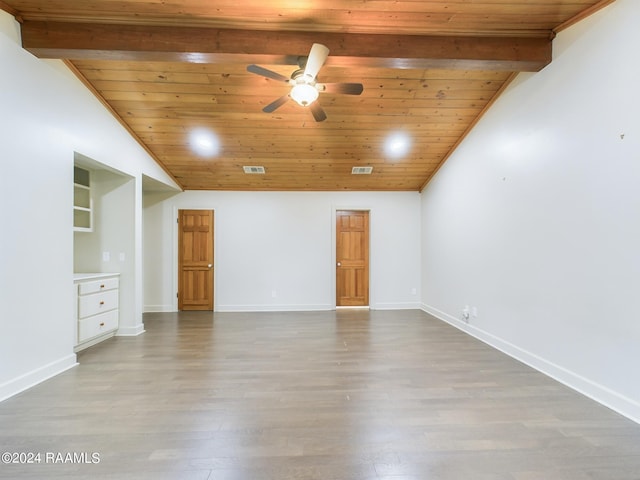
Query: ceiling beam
0,2,20,18
21,21,551,72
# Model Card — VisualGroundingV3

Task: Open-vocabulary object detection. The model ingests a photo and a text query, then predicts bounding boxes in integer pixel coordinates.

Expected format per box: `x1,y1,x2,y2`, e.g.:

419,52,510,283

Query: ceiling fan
246,43,364,122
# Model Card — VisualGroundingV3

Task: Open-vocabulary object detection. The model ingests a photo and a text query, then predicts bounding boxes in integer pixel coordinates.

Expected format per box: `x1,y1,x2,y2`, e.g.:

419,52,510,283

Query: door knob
337,262,341,267
208,264,213,268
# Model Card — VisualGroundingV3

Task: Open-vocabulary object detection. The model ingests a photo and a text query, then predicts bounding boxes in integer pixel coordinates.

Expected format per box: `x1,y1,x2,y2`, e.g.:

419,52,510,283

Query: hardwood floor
1,309,639,479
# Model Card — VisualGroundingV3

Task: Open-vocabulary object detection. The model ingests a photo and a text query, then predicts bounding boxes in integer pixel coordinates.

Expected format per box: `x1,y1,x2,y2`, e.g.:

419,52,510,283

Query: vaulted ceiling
1,0,612,191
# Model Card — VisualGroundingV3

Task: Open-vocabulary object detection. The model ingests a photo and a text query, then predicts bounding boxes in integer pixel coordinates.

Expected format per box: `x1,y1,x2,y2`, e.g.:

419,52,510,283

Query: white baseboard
421,303,640,425
216,303,334,312
373,302,421,310
144,304,174,312
144,304,334,313
0,354,78,402
116,324,145,336
145,303,422,313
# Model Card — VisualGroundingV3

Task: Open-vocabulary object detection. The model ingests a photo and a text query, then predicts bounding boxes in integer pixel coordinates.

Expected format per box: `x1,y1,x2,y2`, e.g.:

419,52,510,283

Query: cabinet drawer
78,289,118,318
78,310,118,342
78,277,119,295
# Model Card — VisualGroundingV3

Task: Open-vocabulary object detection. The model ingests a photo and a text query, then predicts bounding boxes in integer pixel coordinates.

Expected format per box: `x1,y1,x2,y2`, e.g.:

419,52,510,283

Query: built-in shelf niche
73,166,93,232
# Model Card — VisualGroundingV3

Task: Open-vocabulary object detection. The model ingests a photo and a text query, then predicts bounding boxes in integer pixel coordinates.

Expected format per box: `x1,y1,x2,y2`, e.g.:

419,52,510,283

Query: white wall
144,191,421,312
0,11,178,400
420,0,640,422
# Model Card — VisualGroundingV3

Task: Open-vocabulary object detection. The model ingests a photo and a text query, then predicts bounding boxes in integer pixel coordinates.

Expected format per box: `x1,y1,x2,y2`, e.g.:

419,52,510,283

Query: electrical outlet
472,306,478,318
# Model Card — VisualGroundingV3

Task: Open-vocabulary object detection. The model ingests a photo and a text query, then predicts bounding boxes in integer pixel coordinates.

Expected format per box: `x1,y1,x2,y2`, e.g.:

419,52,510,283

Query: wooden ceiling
1,0,612,191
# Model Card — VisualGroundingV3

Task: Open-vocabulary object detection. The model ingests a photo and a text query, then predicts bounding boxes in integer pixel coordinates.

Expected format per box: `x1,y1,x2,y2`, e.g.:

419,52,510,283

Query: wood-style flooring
1,309,639,479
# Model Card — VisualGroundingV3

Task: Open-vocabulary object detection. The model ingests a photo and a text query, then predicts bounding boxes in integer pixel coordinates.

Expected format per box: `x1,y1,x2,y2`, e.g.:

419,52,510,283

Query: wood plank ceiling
1,0,613,191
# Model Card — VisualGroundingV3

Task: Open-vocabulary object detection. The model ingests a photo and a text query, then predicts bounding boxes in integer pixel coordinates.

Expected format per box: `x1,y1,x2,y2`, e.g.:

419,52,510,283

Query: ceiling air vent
243,166,266,174
351,166,373,175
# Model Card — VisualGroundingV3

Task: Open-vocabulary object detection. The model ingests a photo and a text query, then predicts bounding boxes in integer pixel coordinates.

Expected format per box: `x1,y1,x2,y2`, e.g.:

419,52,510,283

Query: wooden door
178,209,214,311
336,210,370,306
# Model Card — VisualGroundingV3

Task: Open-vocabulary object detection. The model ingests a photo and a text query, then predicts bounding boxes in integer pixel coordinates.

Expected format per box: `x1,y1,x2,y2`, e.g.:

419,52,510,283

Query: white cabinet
74,273,119,351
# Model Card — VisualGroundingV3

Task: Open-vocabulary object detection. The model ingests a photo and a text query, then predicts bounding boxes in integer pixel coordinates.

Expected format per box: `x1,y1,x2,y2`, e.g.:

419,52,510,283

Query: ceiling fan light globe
290,83,319,107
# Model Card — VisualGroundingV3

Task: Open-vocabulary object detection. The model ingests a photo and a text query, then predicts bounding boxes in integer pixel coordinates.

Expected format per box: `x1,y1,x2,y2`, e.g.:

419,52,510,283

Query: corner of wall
0,355,78,403
420,304,640,425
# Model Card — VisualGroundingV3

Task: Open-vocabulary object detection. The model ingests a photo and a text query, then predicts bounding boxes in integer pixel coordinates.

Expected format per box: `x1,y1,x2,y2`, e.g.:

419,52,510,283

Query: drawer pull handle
99,301,105,305
99,322,105,327
100,284,105,289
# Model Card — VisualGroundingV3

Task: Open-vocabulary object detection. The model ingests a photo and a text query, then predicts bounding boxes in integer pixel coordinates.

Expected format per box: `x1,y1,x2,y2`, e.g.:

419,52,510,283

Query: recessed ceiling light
189,128,219,157
384,131,412,159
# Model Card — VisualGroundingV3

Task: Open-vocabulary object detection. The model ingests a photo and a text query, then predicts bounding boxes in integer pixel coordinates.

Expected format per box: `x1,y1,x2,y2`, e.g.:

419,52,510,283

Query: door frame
172,206,216,312
331,206,373,309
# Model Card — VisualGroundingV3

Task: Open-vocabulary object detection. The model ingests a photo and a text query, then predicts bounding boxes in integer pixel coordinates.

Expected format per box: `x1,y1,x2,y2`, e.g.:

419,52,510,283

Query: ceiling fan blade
263,94,290,113
319,82,364,95
309,103,327,122
303,43,330,80
247,64,290,83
